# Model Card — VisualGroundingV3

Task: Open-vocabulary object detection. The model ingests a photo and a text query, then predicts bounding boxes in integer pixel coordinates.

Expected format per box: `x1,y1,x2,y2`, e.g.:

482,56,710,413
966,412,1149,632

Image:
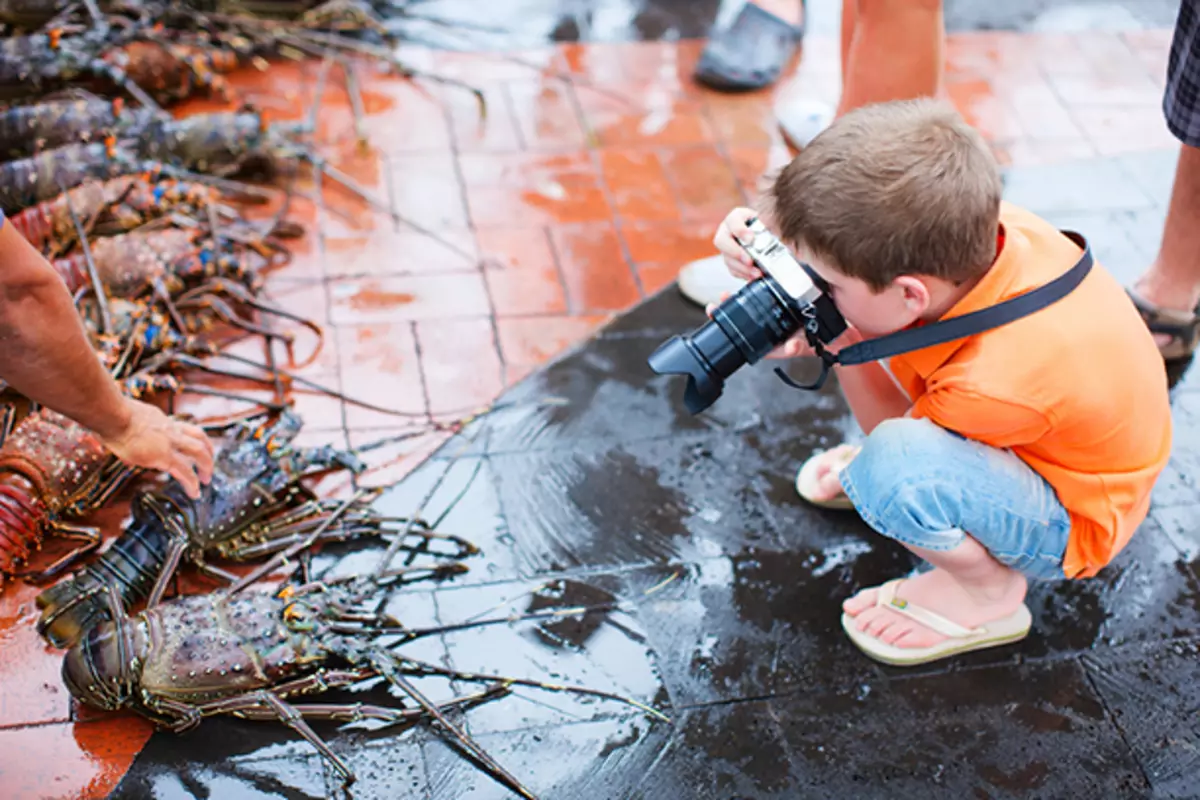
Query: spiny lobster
35,409,476,648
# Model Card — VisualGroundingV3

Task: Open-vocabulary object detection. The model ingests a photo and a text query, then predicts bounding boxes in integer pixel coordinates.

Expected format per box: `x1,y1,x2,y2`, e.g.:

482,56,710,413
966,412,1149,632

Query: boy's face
797,246,931,338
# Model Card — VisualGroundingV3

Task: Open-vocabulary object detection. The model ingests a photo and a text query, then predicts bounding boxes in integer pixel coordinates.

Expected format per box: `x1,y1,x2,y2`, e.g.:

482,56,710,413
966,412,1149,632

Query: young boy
709,99,1173,666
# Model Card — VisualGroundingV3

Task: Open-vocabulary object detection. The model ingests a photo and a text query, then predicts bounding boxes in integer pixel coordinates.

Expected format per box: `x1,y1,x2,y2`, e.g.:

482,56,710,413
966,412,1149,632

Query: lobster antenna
58,178,112,336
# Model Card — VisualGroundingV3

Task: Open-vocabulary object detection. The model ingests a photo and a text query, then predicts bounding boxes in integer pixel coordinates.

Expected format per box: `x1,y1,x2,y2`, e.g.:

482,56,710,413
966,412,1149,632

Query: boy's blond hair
764,99,1003,291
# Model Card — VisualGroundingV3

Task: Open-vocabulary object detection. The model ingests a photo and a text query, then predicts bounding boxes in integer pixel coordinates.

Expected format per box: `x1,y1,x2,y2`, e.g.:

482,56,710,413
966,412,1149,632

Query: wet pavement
112,151,1200,798
0,0,1195,797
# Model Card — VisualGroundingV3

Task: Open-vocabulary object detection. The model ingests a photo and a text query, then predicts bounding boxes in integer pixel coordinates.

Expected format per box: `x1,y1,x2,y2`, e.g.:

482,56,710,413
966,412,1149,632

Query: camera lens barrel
710,276,805,364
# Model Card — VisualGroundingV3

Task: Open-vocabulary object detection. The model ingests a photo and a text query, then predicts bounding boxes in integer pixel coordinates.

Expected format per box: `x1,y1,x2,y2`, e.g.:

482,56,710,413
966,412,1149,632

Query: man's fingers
169,452,201,499
176,436,214,485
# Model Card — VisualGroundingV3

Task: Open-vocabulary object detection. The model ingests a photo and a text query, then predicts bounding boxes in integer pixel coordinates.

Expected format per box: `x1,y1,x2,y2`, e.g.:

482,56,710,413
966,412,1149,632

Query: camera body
648,218,847,414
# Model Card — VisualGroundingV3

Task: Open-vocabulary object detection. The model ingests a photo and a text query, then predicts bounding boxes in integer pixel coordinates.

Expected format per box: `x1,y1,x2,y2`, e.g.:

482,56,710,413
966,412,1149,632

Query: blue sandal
694,1,806,93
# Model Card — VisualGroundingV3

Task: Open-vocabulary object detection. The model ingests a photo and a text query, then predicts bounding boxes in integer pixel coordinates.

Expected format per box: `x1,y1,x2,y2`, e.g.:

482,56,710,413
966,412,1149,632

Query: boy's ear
894,275,932,315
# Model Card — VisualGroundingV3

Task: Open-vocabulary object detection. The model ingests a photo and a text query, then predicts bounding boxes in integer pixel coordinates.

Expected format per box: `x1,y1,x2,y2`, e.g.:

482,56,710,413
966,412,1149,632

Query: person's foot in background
678,0,945,310
694,0,808,93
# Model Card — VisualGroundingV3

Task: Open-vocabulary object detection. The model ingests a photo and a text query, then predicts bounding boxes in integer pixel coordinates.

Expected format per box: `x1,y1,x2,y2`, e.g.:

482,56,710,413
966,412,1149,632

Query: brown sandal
1127,289,1200,361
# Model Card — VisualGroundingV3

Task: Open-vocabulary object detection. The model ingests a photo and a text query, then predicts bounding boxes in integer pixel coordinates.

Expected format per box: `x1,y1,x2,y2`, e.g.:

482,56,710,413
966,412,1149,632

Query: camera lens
648,276,806,414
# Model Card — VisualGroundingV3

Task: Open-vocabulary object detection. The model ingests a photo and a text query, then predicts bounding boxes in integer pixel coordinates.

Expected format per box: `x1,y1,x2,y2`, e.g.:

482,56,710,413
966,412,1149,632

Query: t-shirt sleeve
911,386,1051,448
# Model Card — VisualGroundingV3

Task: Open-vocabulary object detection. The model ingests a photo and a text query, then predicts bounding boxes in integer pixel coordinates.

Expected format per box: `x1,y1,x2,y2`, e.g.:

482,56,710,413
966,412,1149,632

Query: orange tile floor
0,26,1180,796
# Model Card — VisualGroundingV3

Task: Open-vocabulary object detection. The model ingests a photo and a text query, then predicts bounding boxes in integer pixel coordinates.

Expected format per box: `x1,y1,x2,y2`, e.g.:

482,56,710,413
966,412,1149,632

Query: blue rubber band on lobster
199,250,213,265
144,326,159,347
153,185,166,203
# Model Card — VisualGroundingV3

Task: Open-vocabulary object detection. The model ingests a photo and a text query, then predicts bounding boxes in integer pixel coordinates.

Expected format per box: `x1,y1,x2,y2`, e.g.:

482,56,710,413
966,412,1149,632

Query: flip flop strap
877,580,982,639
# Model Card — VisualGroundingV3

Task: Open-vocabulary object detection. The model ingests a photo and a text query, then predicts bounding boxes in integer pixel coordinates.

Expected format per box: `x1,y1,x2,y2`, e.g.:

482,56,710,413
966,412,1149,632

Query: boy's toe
842,586,879,616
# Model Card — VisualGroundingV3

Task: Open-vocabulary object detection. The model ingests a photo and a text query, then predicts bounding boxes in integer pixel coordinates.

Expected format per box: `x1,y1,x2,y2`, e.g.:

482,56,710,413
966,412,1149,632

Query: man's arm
0,219,214,496
0,217,135,439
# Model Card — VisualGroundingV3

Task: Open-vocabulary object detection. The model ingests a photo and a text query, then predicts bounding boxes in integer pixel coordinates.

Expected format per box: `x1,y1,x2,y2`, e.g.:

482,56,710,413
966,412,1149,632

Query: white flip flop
795,444,860,510
841,579,1033,667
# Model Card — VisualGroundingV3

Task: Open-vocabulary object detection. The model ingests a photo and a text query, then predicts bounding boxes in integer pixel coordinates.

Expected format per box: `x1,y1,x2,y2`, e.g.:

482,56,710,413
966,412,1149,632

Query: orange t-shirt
888,202,1172,579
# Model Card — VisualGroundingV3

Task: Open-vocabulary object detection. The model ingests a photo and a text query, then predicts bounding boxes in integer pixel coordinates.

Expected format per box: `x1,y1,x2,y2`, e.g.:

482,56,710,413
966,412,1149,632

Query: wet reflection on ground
118,250,1200,796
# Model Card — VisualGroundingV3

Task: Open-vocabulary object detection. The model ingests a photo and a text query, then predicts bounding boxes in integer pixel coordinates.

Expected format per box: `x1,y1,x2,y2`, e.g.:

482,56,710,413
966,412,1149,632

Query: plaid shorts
1166,0,1200,147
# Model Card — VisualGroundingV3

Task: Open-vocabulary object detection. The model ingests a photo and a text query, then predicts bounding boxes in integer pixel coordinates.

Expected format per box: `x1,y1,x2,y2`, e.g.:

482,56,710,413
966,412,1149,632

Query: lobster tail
0,475,45,577
36,506,172,648
9,203,54,249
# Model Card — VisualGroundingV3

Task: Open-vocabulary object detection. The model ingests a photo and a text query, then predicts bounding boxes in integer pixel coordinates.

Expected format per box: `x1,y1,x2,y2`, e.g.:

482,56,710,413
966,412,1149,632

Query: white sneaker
677,254,747,308
775,96,836,151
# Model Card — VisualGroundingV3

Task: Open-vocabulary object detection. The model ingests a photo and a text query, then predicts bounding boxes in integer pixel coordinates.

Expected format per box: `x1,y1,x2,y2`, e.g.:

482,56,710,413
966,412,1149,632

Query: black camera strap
775,230,1094,392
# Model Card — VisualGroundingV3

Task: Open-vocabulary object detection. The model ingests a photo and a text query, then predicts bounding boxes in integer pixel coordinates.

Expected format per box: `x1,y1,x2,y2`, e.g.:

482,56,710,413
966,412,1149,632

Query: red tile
619,219,717,265
947,79,1025,141
659,147,745,222
1072,31,1155,79
506,79,589,149
346,427,451,489
0,718,151,799
433,47,568,83
214,314,340,379
459,152,611,226
324,227,479,278
573,85,715,147
1121,29,1172,85
265,249,324,284
990,138,1097,168
328,274,490,324
439,81,523,153
260,279,332,330
702,92,780,147
386,153,470,231
946,31,1065,82
636,262,684,296
337,322,428,429
548,222,642,312
598,149,680,221
0,581,72,729
475,227,568,316
497,315,611,367
1048,71,1161,106
726,144,794,200
415,319,505,415
356,76,455,154
1075,106,1179,155
991,76,1085,140
561,41,707,96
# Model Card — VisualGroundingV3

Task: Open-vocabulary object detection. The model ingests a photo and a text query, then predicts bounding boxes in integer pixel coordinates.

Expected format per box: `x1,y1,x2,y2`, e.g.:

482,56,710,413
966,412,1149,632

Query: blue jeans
839,417,1071,581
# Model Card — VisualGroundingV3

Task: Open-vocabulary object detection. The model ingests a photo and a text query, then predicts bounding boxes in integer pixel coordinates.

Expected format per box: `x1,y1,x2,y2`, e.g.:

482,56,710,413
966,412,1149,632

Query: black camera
648,217,847,414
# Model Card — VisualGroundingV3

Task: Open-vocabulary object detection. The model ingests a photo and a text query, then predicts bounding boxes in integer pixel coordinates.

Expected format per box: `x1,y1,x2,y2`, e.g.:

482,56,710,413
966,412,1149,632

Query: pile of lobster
0,2,660,797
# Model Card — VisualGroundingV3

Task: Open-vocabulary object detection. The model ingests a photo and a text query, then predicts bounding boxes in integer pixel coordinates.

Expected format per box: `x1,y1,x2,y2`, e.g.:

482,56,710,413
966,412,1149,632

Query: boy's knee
842,418,961,519
859,417,950,467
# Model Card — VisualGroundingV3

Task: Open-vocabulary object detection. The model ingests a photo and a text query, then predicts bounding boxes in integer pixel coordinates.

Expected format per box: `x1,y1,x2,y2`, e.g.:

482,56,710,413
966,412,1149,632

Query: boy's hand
712,207,765,281
704,295,862,361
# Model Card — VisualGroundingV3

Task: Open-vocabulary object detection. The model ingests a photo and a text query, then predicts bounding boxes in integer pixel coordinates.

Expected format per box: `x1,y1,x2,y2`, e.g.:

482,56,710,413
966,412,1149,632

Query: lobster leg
144,516,191,609
0,404,15,448
231,684,509,726
17,523,102,584
362,649,537,800
193,560,240,585
192,689,356,784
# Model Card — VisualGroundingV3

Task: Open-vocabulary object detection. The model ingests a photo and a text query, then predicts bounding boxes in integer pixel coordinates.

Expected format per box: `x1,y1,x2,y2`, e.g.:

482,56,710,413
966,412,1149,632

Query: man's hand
98,398,215,499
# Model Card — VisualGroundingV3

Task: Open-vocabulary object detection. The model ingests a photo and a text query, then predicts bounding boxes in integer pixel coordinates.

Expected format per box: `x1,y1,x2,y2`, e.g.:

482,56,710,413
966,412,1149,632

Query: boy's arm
0,220,214,497
834,359,914,434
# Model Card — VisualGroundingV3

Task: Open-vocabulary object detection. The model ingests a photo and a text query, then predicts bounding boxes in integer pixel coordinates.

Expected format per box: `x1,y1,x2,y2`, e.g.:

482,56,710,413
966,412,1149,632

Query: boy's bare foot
803,444,856,502
842,566,1027,649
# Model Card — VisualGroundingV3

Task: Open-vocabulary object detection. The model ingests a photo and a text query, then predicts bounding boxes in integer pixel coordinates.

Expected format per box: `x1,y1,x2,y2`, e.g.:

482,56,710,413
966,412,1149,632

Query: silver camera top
740,218,823,304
